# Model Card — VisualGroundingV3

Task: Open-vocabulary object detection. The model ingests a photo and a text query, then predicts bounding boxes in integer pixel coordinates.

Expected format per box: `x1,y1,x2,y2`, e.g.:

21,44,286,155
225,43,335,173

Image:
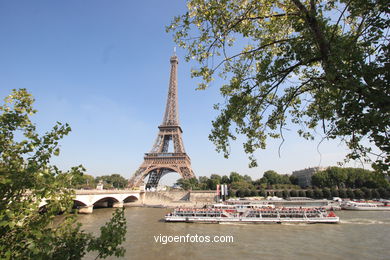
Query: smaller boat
341,201,390,211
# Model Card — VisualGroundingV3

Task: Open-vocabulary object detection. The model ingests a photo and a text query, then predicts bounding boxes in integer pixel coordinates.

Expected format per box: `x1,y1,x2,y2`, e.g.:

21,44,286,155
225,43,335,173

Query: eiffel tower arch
128,54,195,189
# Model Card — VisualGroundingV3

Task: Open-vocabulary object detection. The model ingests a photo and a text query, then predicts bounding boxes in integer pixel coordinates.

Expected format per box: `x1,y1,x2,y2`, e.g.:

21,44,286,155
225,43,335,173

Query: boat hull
165,216,339,224
341,206,390,211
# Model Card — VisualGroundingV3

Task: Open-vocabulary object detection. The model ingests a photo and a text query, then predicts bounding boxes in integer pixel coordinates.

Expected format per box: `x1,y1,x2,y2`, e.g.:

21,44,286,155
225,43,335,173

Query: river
78,207,390,260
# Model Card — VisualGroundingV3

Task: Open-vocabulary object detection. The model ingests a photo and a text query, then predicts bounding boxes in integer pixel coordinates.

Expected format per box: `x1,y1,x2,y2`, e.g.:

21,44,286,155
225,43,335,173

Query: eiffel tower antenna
128,54,196,189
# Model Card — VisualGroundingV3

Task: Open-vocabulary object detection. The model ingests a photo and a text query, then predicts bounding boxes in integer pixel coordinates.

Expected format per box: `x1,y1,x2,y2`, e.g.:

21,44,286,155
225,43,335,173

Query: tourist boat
165,206,339,224
341,201,390,211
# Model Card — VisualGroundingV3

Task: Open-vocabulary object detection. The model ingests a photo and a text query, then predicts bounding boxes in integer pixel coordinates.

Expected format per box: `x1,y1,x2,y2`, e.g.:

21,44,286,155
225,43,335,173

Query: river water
79,207,390,260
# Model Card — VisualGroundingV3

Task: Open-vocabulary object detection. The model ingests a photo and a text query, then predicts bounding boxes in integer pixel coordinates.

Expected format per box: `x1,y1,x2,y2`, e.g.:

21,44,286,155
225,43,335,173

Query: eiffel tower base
128,153,195,189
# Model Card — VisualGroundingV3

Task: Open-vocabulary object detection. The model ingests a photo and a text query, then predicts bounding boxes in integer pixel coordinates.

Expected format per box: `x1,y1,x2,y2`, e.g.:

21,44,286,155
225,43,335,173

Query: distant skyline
0,1,371,185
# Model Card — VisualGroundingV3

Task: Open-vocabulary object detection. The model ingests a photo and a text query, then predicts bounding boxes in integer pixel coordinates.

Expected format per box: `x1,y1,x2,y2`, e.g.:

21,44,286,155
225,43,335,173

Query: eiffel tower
128,53,195,189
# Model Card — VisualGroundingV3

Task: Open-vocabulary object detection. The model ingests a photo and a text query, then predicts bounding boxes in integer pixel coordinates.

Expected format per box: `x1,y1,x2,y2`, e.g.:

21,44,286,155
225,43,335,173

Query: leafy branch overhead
168,0,389,173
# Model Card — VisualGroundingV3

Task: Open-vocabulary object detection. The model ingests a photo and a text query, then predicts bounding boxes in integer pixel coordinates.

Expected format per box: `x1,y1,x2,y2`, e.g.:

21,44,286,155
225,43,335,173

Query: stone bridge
38,189,216,214
74,189,143,213
39,189,144,214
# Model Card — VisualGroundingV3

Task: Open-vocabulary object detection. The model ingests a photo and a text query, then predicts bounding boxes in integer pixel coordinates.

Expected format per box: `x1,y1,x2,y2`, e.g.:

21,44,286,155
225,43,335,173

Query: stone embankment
128,190,216,208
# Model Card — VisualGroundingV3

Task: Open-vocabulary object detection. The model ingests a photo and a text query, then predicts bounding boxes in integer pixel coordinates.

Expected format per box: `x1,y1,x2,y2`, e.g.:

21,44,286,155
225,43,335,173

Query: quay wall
142,190,216,207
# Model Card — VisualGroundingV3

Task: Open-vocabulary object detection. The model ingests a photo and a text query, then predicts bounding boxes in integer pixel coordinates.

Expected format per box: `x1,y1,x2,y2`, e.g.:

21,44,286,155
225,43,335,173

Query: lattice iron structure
128,54,195,189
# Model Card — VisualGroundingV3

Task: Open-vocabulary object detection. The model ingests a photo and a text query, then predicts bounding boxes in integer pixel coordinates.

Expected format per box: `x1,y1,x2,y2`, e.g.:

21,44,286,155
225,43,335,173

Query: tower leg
146,169,163,189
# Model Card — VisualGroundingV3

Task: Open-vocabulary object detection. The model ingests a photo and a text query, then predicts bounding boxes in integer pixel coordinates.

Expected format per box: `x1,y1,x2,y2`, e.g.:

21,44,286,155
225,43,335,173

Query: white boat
341,201,390,211
165,206,339,224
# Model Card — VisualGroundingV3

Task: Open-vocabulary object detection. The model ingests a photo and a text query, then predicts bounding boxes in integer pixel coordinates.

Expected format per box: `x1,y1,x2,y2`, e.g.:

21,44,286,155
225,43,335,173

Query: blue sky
0,1,368,185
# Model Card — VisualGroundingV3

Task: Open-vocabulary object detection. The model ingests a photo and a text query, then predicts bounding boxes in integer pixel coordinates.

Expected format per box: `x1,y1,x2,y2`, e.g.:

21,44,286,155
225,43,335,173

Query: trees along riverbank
71,173,128,190
176,168,390,200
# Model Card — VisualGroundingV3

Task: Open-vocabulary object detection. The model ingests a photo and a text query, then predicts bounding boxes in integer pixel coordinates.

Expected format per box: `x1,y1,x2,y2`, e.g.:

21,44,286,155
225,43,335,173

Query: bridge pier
113,202,124,208
78,205,93,214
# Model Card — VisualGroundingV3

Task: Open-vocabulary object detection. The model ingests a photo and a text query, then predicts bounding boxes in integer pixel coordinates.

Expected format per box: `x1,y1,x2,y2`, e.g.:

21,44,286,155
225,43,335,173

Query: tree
330,188,339,198
95,174,128,189
243,174,253,183
322,188,332,199
71,174,96,189
377,187,389,199
298,190,306,197
198,176,209,189
259,189,267,197
372,189,380,199
168,0,390,173
207,174,222,189
338,189,347,198
280,174,292,185
289,175,299,186
347,188,355,199
176,177,199,190
290,190,298,197
312,167,390,189
0,89,126,259
261,170,280,185
338,189,347,199
361,187,372,200
230,181,254,190
250,189,258,196
221,175,230,184
229,172,243,183
354,189,365,199
306,189,314,198
313,188,323,199
282,189,290,199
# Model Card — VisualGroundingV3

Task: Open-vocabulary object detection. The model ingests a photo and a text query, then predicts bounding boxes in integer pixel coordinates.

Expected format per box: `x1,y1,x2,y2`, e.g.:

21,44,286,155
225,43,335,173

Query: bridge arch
73,199,87,207
123,195,139,203
92,196,120,208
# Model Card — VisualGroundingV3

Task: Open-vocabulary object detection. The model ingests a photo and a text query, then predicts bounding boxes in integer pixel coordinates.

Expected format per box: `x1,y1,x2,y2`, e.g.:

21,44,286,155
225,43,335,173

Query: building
292,167,326,188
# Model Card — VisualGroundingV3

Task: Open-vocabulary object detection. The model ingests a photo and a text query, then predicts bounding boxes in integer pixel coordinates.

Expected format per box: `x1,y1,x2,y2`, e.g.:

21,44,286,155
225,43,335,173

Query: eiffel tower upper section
128,53,195,189
162,55,180,126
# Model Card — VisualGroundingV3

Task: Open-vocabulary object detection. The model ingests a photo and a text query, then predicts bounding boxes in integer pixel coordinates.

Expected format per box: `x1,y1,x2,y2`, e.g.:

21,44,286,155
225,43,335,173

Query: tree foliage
0,89,126,259
168,0,390,173
311,166,389,188
95,174,128,189
175,177,200,190
260,170,292,185
71,173,96,189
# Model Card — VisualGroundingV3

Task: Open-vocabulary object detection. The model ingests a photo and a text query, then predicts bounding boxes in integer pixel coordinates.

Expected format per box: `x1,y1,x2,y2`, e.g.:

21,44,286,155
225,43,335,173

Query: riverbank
128,191,341,209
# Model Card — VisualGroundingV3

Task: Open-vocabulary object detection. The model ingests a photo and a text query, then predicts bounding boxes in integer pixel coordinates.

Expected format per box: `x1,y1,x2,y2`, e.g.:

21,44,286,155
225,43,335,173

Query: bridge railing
74,189,142,195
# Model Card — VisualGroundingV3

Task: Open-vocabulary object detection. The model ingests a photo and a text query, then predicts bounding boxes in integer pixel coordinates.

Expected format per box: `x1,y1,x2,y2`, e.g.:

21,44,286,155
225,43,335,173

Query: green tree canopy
96,174,128,189
0,89,126,259
229,171,244,182
168,0,390,173
221,175,230,184
261,170,281,185
71,174,96,189
260,170,292,185
312,167,389,188
175,177,200,190
205,174,221,189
